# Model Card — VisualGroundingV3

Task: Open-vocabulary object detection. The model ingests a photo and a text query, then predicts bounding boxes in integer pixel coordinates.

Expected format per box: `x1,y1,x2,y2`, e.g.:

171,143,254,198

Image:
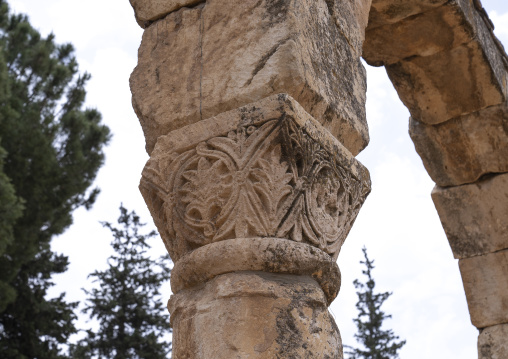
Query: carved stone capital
140,94,371,262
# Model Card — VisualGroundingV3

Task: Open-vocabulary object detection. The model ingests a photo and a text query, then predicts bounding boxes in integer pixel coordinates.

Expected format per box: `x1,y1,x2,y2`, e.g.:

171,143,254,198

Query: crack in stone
244,37,292,87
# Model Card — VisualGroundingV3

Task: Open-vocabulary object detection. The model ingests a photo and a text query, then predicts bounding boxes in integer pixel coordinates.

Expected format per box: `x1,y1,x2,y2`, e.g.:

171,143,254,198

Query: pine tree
346,247,406,359
72,205,172,359
0,48,23,305
0,1,110,357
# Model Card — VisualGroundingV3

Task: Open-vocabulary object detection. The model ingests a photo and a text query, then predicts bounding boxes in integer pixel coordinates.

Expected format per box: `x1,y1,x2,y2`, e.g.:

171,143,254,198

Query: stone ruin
127,0,508,357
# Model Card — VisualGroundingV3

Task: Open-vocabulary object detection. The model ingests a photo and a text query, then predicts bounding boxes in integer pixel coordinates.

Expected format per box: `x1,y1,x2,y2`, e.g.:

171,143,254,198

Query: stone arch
363,1,508,357
127,0,507,357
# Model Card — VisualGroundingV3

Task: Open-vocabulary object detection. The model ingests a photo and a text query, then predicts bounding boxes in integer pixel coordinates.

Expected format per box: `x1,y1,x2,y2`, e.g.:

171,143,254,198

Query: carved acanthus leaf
141,115,370,260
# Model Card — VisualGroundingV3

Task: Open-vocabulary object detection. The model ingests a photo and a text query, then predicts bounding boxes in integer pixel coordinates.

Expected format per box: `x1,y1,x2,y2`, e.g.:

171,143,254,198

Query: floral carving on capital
141,114,370,262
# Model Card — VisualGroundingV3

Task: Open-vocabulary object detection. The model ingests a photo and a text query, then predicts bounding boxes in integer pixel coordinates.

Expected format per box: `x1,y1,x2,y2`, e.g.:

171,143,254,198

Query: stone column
128,0,372,357
139,95,370,357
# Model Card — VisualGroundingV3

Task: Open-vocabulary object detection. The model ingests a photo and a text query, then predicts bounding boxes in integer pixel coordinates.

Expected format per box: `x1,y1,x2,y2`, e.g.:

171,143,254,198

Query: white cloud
490,11,508,45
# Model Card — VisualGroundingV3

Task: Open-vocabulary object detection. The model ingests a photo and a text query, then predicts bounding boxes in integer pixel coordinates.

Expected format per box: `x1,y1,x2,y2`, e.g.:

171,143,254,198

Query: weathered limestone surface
367,0,446,29
478,324,508,359
169,271,341,358
131,0,370,156
432,173,508,259
140,94,371,262
365,0,504,65
328,0,372,56
364,2,471,66
386,41,506,125
410,103,508,187
129,0,203,27
170,238,341,305
459,250,508,328
364,0,508,125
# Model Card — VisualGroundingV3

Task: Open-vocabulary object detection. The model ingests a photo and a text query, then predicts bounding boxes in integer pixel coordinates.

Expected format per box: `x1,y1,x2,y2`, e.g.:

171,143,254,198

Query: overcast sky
7,0,508,357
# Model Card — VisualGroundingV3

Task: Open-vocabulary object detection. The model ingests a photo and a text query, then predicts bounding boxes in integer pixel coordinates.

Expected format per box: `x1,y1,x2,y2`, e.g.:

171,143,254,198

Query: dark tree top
346,247,406,359
72,205,172,359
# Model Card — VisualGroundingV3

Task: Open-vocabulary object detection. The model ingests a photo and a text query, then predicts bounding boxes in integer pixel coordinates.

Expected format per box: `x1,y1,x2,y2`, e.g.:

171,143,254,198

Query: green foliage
72,205,172,359
346,247,406,359
0,43,24,292
0,17,24,294
0,143,24,306
0,0,110,357
0,251,79,358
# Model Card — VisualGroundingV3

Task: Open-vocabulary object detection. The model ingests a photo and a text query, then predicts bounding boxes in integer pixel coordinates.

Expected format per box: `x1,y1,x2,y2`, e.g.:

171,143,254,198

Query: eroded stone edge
478,323,508,359
170,237,341,306
130,0,205,28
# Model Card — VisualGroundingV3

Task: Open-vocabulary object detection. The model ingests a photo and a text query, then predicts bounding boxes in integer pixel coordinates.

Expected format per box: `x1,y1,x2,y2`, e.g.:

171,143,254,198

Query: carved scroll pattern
143,117,369,260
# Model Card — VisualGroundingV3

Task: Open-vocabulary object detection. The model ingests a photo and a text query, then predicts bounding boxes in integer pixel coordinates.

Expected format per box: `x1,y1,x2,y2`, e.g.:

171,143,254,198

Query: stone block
410,103,508,187
169,271,342,358
367,0,446,29
367,0,508,124
366,0,504,62
139,94,371,262
327,0,372,56
478,324,508,359
129,0,203,27
432,173,508,259
459,250,508,328
130,0,369,156
386,40,506,125
364,2,473,66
